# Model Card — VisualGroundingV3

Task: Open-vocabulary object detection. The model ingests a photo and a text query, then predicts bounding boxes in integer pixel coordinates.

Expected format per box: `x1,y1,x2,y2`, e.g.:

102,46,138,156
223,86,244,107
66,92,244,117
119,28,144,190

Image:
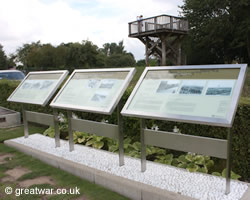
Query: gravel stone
10,134,248,200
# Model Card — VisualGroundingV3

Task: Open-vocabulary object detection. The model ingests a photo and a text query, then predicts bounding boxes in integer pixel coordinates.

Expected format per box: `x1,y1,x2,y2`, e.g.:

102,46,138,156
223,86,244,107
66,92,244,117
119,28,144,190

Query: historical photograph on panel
99,79,115,89
205,80,235,96
179,80,206,95
156,80,180,94
22,82,32,89
87,79,100,88
40,80,54,90
91,90,108,102
31,81,41,89
21,80,54,90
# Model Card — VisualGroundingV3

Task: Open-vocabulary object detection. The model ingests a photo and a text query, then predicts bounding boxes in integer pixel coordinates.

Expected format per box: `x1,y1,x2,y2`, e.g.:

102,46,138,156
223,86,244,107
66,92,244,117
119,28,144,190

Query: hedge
0,80,249,181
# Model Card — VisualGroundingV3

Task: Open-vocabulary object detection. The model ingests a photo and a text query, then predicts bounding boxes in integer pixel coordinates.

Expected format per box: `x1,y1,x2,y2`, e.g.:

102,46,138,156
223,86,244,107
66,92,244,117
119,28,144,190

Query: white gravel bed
9,134,248,200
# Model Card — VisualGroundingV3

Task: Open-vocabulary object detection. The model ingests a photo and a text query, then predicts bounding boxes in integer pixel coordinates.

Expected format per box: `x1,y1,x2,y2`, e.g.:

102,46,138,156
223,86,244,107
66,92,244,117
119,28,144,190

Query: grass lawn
129,66,145,87
0,125,130,200
0,124,47,143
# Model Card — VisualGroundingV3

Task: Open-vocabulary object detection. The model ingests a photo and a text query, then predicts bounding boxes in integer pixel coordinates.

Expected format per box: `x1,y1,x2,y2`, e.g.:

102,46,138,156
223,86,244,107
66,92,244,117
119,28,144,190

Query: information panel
50,68,136,114
121,64,247,127
7,71,68,106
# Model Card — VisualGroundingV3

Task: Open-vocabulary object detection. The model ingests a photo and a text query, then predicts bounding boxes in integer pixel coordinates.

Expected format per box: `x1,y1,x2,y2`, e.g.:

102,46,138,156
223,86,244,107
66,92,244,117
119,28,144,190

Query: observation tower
128,14,188,65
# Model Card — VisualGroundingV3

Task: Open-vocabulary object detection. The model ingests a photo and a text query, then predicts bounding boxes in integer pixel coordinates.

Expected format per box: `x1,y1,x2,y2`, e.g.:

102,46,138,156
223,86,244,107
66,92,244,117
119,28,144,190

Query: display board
50,68,136,114
8,71,68,106
121,64,247,127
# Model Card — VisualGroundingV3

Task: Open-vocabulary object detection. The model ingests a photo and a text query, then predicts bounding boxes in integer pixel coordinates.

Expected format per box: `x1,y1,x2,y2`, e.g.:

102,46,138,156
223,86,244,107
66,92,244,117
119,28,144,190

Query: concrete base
0,106,21,128
4,139,194,200
4,138,250,200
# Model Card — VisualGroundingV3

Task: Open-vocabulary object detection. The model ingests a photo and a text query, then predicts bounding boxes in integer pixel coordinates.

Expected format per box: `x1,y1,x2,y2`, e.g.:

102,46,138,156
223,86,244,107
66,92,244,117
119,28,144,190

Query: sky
0,0,184,61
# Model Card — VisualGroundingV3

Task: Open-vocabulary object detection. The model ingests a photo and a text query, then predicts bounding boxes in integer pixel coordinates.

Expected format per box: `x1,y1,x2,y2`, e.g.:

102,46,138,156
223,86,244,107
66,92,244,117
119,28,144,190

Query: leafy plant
126,141,141,158
85,135,105,149
107,138,119,152
170,153,214,173
73,131,88,144
43,127,55,138
42,111,245,180
155,154,173,165
43,113,68,138
212,169,241,180
72,131,105,149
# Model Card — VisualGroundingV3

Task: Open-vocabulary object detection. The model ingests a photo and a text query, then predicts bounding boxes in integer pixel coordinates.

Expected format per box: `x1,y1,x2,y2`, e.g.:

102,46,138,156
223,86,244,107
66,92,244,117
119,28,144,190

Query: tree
6,54,17,69
0,44,8,70
100,41,136,67
16,41,42,71
15,40,136,70
101,41,126,56
106,53,136,67
180,0,250,64
65,40,100,71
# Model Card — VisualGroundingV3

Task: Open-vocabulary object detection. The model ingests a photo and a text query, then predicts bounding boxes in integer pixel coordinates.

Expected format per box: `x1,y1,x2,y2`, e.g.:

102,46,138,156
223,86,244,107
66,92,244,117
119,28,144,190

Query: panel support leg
140,118,146,172
53,109,60,148
225,128,232,195
117,102,124,166
67,110,74,152
22,104,29,138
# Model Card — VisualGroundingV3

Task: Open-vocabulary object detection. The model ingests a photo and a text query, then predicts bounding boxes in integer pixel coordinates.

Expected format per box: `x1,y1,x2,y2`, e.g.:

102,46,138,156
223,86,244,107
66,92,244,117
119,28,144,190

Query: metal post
140,118,146,172
67,110,74,152
117,102,124,166
53,109,60,148
225,128,232,195
22,104,29,138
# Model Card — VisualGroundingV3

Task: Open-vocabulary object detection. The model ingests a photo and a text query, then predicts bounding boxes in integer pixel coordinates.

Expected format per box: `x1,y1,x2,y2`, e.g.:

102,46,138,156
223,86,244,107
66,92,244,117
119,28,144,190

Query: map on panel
121,65,247,126
7,71,68,106
50,69,135,114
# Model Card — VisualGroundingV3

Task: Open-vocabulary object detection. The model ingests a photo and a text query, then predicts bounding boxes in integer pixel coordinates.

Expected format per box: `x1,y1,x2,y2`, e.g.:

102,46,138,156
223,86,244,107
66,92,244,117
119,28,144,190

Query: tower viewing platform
128,14,188,66
128,14,188,37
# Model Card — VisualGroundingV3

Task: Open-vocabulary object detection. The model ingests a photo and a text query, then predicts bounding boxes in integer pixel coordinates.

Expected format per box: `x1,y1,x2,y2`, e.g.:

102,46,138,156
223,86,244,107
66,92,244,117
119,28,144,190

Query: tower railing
129,14,188,36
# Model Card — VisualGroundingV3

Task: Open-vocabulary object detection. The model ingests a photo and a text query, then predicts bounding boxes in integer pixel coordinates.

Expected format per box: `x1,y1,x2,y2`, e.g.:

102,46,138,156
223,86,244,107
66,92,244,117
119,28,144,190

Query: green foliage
43,113,69,138
1,79,249,181
155,154,173,165
15,40,136,71
43,126,55,138
180,0,250,64
136,58,158,67
0,43,8,69
101,41,126,56
0,124,47,143
212,169,241,180
106,53,136,67
71,131,105,150
173,154,214,173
